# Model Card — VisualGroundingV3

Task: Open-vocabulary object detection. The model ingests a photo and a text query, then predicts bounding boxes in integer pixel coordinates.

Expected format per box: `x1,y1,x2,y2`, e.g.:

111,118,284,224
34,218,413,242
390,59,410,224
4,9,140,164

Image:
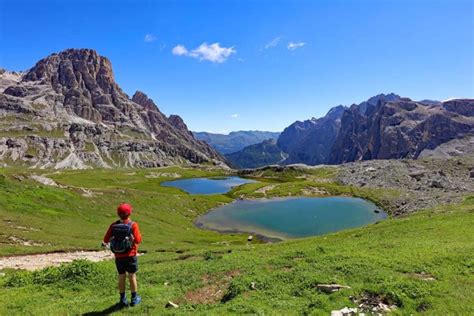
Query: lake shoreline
194,196,387,242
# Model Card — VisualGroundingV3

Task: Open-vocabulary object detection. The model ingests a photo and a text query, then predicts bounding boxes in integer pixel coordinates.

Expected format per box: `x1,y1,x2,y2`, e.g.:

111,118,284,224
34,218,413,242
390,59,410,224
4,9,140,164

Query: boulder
330,307,358,316
316,284,351,293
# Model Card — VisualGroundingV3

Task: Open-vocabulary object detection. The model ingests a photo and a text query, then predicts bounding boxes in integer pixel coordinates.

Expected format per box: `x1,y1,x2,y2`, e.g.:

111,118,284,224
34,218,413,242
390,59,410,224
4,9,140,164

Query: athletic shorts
115,256,138,274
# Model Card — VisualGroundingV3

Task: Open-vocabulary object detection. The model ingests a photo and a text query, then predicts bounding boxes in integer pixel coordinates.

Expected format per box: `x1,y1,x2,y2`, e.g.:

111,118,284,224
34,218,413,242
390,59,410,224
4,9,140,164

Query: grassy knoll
0,166,473,315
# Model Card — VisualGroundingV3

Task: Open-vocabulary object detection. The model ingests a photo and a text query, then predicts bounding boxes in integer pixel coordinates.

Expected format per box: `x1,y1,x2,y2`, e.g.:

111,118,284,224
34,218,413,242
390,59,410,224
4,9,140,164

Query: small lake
196,197,387,240
161,176,255,194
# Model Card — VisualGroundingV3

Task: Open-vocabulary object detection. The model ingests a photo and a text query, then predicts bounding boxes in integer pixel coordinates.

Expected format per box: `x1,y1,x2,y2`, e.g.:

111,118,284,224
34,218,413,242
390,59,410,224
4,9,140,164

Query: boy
103,203,142,307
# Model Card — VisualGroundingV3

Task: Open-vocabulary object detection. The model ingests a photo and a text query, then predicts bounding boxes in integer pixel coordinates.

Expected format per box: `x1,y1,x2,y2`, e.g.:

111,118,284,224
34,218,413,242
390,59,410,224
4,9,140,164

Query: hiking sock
120,293,126,301
131,292,137,299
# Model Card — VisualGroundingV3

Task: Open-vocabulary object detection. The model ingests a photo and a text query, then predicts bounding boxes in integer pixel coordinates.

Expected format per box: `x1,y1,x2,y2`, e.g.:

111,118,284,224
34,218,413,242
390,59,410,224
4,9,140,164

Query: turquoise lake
161,176,255,194
195,197,387,240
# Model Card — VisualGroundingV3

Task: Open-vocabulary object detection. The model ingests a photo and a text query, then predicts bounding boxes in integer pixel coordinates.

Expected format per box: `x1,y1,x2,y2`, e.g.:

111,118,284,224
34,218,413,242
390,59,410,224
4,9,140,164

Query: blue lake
161,176,256,194
196,197,387,240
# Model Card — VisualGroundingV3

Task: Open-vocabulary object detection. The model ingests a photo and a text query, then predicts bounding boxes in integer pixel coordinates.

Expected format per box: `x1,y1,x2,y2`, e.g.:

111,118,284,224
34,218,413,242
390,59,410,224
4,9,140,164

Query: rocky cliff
277,105,346,165
276,94,473,166
329,97,474,163
0,49,225,169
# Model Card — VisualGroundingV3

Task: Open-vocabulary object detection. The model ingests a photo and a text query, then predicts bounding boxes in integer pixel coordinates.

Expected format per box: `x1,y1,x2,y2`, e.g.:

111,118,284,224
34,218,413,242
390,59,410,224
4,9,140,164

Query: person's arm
103,225,113,244
132,222,142,244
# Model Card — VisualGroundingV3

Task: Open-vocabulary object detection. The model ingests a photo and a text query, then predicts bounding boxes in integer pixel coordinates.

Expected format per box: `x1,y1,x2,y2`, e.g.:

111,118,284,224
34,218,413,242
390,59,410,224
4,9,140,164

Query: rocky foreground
337,157,474,215
0,49,225,169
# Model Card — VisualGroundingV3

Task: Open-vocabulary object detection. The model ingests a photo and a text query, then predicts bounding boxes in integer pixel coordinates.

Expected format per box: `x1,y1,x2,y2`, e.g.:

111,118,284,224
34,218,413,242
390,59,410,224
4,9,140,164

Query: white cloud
287,41,306,50
144,34,157,43
172,42,236,63
230,114,239,118
172,44,188,56
264,36,281,49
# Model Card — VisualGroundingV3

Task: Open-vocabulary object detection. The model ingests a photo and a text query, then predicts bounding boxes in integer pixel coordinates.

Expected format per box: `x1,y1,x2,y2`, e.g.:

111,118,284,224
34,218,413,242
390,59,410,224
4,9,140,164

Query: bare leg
118,273,126,293
128,273,137,293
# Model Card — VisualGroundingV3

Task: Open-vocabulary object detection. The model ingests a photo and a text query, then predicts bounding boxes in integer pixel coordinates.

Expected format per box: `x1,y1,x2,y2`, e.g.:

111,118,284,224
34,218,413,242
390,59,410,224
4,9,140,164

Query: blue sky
0,0,473,133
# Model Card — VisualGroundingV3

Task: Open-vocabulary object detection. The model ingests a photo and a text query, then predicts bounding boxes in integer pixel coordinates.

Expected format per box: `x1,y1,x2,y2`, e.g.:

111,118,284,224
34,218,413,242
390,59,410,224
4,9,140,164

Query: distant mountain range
227,93,474,169
1,49,472,170
224,139,287,169
0,49,225,168
193,131,280,154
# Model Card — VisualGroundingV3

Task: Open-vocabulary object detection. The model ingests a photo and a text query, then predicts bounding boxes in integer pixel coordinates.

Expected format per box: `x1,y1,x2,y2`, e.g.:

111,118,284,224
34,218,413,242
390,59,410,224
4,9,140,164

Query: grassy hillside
0,166,473,315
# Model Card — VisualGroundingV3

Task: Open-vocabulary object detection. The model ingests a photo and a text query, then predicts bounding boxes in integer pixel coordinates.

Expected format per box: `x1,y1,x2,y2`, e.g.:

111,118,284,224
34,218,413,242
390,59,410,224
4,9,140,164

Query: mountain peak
132,90,158,111
168,114,189,132
24,49,116,92
0,48,226,168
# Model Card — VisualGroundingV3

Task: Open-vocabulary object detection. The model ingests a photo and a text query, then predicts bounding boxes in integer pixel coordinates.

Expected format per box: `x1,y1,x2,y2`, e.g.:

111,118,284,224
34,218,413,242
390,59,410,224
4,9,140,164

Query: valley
0,37,472,316
0,157,473,314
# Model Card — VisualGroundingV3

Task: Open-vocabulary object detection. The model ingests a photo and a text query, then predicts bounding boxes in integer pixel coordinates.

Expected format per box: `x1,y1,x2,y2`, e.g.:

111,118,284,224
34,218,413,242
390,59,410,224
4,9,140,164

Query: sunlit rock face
0,48,226,169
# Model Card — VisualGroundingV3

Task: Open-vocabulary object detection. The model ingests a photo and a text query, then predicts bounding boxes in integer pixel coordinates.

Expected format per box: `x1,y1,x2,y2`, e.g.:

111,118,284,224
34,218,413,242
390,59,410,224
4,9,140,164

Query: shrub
4,271,33,287
203,251,222,261
58,259,101,284
221,282,241,303
4,260,111,288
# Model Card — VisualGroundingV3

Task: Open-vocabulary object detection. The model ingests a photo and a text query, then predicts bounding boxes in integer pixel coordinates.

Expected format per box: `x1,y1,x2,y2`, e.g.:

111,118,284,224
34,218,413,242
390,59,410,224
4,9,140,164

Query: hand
101,241,107,247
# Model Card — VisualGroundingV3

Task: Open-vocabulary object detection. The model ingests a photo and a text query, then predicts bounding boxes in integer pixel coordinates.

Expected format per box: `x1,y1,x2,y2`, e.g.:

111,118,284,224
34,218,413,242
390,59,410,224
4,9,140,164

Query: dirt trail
0,250,114,271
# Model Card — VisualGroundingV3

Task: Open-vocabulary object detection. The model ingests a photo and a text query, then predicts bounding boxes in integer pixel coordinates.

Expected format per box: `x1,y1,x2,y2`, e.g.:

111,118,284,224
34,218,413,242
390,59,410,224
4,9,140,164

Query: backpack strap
127,221,133,235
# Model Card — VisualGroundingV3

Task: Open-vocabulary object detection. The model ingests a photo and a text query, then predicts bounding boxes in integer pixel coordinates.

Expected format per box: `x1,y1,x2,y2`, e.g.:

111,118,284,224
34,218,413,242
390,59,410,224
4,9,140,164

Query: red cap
117,203,133,217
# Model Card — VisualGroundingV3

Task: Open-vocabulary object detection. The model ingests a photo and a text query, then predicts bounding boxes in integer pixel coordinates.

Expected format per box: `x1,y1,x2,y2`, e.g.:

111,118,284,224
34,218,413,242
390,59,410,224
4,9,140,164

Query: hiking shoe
130,295,141,307
118,297,128,308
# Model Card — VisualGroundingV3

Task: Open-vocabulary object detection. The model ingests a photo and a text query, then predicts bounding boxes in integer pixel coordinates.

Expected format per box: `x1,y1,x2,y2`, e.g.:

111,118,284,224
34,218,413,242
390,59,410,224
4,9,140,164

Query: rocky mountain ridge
229,94,473,168
0,49,225,169
330,96,474,163
277,104,346,165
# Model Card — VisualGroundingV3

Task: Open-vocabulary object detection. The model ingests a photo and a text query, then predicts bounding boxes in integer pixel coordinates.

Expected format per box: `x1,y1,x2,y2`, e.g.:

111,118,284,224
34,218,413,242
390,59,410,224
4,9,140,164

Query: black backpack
110,221,134,254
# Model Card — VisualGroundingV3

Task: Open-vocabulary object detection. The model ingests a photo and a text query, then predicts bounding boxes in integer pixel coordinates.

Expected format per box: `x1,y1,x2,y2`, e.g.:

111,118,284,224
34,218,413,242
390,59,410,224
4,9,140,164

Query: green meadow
0,167,473,315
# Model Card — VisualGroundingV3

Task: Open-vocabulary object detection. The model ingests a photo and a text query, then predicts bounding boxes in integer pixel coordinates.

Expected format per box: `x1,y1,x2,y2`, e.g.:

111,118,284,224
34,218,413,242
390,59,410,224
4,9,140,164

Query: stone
247,235,253,242
429,180,444,189
330,307,358,316
409,170,426,181
317,284,351,293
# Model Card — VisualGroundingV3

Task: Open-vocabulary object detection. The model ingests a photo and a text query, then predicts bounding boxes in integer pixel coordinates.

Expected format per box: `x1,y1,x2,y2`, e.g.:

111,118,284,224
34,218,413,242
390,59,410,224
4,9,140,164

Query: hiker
103,203,143,307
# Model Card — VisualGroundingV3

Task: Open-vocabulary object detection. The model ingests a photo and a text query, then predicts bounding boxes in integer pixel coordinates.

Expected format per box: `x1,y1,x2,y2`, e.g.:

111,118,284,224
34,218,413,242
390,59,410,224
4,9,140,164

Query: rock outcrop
275,93,473,166
329,97,474,163
0,49,226,169
277,105,346,165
